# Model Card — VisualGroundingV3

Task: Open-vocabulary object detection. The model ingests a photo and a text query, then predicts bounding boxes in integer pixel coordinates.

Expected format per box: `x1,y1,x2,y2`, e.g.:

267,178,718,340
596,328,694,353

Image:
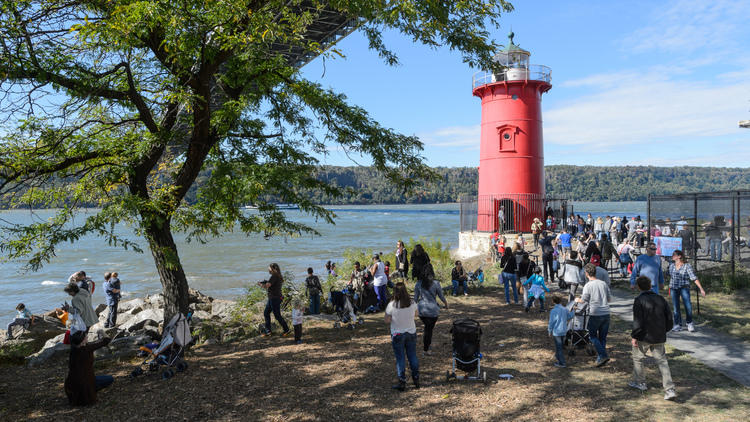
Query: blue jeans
587,314,610,360
671,286,693,325
309,293,320,315
375,285,388,310
500,273,517,304
554,335,566,365
264,297,290,333
95,375,114,391
391,332,419,381
710,238,722,261
452,279,468,295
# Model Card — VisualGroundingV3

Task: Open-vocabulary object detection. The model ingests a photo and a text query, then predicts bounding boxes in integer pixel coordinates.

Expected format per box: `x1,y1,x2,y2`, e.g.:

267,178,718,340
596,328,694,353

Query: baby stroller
446,318,486,382
329,289,362,329
130,313,193,380
565,302,595,357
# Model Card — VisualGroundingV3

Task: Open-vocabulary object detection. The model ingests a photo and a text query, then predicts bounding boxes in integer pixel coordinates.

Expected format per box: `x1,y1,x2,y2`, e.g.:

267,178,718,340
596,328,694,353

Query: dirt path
1,285,748,421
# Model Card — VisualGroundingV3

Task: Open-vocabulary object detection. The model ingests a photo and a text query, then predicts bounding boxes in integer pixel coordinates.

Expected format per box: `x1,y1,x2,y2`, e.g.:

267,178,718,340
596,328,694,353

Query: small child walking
548,295,574,368
524,267,550,312
5,303,34,340
291,297,305,345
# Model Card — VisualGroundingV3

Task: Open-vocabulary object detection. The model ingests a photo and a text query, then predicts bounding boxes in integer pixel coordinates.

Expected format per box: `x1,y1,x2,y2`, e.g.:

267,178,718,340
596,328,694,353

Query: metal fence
459,194,572,233
648,190,750,280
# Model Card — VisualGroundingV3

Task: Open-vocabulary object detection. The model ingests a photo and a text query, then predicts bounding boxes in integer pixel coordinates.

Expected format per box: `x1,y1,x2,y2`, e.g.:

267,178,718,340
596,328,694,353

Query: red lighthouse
473,32,551,233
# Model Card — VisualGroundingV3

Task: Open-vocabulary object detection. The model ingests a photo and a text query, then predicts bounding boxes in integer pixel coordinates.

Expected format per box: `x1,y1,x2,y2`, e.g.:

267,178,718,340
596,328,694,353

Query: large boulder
146,294,164,310
2,316,65,360
120,309,163,333
211,300,235,320
119,298,146,314
189,288,213,304
26,333,70,367
95,303,107,316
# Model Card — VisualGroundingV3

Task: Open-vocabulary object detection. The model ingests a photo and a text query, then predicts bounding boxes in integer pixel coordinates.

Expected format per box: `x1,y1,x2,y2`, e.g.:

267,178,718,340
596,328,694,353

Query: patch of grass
612,274,750,343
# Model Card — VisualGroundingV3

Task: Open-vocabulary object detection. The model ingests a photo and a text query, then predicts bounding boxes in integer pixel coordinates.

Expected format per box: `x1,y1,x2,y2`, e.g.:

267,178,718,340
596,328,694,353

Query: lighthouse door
495,198,516,233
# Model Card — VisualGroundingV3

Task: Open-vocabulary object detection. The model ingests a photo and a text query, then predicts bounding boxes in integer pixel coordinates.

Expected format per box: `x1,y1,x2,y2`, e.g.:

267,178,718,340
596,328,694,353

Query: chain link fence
648,190,750,291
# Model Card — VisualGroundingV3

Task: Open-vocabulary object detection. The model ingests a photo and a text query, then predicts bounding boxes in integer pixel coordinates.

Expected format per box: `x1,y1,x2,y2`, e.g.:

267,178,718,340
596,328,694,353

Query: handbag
398,262,405,271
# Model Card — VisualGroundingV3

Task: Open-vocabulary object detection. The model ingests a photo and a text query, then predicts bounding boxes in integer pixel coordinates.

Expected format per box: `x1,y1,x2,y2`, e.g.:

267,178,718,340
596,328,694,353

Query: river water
0,201,645,321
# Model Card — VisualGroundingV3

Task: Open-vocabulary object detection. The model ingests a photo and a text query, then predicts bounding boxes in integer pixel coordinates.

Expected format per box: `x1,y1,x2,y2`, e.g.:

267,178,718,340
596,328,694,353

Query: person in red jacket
629,275,676,401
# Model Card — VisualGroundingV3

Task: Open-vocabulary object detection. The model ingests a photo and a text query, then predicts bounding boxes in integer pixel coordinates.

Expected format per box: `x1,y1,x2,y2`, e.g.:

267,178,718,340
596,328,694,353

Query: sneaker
464,292,469,296
687,323,695,332
524,307,530,313
424,349,433,356
664,388,677,400
553,362,567,368
671,324,682,332
596,357,610,367
281,330,291,337
263,330,272,336
628,381,648,392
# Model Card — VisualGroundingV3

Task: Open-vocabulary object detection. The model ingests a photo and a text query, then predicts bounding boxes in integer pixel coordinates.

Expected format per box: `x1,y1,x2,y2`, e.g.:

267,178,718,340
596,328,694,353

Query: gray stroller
131,313,193,379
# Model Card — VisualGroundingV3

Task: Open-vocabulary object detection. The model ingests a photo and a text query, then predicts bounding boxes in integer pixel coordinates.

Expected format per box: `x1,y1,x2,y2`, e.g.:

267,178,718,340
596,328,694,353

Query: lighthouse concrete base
454,231,492,260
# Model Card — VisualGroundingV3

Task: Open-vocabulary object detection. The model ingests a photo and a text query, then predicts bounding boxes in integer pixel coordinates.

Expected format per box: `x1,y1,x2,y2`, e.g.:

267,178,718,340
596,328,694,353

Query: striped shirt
668,263,697,289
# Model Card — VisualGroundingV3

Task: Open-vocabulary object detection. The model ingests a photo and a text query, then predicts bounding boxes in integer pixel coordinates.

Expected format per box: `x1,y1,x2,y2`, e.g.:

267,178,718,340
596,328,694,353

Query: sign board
654,236,682,257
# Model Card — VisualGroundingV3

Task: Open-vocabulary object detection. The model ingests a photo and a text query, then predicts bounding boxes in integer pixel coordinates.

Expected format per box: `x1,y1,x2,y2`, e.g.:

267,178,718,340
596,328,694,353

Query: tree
0,0,512,320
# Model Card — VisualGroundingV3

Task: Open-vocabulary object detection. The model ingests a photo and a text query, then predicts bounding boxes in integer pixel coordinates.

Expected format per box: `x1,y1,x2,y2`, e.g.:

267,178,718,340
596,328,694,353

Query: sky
300,0,750,168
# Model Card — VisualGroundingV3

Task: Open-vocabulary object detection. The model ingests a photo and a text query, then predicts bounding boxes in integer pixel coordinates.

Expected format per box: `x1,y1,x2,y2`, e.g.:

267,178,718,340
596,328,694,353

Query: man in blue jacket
630,241,664,293
629,275,676,400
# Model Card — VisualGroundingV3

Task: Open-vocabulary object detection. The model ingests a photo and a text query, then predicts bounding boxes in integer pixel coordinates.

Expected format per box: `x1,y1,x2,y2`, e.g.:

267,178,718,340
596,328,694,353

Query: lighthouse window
512,94,518,100
503,133,511,140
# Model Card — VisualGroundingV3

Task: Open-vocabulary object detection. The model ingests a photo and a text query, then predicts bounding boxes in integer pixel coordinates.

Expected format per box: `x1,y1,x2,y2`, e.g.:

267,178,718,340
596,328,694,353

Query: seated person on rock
5,303,35,341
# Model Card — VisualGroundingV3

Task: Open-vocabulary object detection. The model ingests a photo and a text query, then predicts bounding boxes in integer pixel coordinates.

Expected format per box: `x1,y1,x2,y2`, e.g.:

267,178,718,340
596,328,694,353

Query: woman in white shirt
385,282,419,391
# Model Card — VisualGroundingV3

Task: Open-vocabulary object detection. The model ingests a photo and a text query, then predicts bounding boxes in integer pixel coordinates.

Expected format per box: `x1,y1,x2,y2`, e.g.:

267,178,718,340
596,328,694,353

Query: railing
472,64,551,89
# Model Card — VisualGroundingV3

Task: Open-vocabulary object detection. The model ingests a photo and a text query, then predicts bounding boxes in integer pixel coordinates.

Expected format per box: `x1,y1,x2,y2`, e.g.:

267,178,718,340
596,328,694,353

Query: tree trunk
144,217,190,323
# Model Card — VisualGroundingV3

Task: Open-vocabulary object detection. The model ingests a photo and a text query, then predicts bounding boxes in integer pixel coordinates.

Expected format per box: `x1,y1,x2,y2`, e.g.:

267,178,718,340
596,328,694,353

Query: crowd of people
2,215,716,405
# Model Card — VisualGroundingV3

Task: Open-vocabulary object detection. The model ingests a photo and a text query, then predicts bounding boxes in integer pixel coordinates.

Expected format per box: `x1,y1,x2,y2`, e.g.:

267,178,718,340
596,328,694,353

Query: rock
3,316,65,360
129,305,144,315
146,294,164,309
203,338,218,346
119,298,145,313
211,300,235,320
26,342,70,367
194,302,212,312
120,309,163,333
95,303,107,316
189,288,213,304
109,334,152,349
190,310,213,324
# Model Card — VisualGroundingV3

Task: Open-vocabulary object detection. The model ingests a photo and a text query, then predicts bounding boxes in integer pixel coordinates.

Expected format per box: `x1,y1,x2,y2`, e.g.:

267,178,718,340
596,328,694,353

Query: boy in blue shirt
5,303,34,340
548,295,574,367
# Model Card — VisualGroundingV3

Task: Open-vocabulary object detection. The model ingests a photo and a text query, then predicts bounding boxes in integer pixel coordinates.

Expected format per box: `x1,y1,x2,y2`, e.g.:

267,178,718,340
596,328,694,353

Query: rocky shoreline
0,288,237,367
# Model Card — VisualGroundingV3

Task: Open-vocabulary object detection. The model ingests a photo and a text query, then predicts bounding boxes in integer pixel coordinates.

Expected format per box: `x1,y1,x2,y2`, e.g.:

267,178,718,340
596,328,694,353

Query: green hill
293,165,750,204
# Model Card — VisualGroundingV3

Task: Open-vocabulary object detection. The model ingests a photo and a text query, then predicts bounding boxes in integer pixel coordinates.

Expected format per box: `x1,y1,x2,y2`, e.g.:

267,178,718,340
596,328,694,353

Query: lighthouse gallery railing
472,65,551,90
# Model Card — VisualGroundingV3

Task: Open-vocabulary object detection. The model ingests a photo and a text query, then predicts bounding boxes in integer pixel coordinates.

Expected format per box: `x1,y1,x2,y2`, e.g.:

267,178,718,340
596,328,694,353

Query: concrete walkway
609,288,750,387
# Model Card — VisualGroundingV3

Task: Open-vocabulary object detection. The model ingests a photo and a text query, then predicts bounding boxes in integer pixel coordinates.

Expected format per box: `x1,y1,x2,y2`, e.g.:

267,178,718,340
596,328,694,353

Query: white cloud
621,0,750,55
417,124,480,147
545,74,750,148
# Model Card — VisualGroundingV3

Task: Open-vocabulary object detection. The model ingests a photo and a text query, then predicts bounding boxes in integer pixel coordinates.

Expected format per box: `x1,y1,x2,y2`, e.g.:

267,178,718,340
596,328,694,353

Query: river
0,201,645,321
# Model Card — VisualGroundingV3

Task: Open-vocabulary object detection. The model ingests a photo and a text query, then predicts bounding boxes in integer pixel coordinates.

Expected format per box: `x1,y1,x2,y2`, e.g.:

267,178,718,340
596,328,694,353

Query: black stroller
329,289,362,329
565,302,595,357
446,318,486,382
